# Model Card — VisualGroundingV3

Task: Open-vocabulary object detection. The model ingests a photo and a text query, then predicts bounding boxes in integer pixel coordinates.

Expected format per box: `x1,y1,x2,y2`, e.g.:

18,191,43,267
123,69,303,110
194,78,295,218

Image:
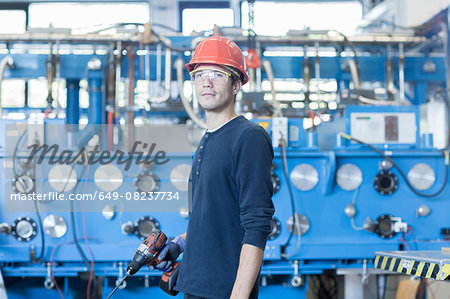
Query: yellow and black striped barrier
375,251,450,281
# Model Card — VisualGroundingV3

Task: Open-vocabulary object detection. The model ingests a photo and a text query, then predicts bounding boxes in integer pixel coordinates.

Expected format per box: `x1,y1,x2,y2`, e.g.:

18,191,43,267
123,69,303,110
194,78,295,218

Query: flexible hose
343,58,360,89
340,132,449,198
175,58,207,129
262,59,282,117
343,57,404,106
358,95,401,106
0,56,14,116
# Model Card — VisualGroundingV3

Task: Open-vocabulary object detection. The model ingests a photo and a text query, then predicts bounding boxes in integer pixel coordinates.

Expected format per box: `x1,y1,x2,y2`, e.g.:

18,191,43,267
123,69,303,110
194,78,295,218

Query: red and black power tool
107,230,180,298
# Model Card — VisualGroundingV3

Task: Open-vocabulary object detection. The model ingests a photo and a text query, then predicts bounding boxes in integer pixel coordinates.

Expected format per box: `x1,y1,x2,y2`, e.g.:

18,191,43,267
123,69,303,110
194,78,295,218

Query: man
155,36,275,299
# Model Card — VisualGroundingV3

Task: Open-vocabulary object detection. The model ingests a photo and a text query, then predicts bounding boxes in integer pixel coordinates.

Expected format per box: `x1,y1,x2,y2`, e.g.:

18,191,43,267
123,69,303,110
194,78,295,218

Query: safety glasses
189,69,231,85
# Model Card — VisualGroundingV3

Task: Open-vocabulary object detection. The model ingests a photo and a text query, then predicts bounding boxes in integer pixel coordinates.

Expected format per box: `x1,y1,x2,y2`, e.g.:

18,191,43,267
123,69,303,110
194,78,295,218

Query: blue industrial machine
1,7,450,299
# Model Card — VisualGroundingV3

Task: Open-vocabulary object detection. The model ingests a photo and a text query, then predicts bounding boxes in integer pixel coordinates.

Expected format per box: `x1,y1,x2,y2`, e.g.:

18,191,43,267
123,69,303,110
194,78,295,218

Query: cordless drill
107,229,180,298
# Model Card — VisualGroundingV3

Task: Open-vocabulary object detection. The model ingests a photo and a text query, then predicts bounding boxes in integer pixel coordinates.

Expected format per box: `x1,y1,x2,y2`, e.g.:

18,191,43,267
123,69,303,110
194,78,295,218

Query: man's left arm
230,244,263,299
232,126,275,298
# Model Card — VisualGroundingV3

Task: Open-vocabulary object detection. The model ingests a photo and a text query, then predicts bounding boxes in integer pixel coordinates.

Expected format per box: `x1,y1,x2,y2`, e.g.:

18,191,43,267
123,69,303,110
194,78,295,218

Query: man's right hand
149,235,185,272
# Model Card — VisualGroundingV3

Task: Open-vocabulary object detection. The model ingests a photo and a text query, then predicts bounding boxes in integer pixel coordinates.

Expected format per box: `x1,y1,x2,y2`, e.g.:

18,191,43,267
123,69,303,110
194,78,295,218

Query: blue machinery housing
1,8,450,299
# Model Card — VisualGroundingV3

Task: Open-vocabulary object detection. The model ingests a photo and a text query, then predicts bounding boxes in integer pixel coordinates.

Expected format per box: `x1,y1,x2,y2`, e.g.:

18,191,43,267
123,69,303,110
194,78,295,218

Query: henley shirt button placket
197,135,207,176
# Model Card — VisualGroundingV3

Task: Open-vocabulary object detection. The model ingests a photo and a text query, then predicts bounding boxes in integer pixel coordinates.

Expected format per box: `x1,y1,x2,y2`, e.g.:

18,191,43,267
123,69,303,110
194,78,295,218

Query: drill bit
107,273,129,299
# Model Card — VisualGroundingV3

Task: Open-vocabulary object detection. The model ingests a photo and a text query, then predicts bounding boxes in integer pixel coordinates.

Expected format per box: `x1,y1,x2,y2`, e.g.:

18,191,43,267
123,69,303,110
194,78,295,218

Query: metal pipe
175,58,207,129
66,79,80,125
128,44,135,150
115,41,122,113
151,47,172,102
398,43,405,103
79,59,103,148
145,44,150,99
255,41,262,92
248,69,255,91
385,44,395,99
156,43,162,87
88,72,103,125
0,33,426,45
0,56,14,116
315,42,321,114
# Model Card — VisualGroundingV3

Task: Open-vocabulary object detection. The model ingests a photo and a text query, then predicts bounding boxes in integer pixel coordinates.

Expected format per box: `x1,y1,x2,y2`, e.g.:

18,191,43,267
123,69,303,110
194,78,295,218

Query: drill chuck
126,244,154,275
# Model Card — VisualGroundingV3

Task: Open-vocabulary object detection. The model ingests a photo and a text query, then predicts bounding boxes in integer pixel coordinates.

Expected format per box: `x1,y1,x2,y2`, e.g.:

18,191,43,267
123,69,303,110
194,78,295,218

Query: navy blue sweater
175,116,275,298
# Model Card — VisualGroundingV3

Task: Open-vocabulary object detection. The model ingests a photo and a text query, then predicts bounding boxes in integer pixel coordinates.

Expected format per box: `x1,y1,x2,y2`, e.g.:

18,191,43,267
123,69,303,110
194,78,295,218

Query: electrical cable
12,129,45,262
82,164,96,299
70,159,91,269
50,242,66,299
31,151,45,263
279,137,302,258
339,132,449,198
50,237,98,299
329,29,359,68
12,129,28,177
33,197,45,263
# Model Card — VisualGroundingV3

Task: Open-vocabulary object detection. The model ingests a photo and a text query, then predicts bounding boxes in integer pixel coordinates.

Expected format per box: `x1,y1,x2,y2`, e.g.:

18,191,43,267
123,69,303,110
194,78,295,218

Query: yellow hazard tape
439,264,450,280
375,254,448,280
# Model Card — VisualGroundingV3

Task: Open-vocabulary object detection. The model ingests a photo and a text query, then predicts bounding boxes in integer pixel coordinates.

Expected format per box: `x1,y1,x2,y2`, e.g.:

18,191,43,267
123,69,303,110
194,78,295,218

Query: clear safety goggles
189,69,231,85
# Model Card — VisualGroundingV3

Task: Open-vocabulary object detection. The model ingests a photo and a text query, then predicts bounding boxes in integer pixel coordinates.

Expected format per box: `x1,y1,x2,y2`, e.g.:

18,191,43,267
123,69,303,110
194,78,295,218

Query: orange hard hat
185,36,249,85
